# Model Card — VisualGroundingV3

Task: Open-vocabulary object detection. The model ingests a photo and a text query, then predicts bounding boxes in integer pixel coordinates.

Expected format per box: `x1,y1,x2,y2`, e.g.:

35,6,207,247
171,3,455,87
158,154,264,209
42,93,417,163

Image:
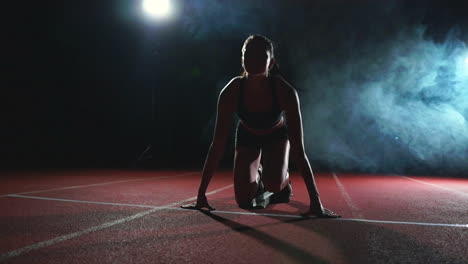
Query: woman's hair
241,34,281,77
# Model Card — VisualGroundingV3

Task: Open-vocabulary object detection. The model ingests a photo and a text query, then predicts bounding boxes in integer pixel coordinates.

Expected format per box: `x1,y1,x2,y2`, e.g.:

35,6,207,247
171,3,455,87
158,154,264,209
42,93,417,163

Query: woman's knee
233,171,259,208
234,175,256,193
234,185,255,208
262,170,289,192
263,181,283,192
235,195,253,209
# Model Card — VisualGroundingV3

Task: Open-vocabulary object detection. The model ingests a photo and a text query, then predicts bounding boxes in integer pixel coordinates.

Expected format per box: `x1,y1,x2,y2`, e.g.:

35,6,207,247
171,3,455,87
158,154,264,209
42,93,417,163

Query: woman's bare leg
261,137,290,193
233,145,262,207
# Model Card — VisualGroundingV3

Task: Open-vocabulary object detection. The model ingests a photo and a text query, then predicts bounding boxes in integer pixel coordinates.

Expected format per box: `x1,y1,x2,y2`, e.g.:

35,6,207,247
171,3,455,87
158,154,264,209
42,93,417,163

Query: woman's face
242,44,273,76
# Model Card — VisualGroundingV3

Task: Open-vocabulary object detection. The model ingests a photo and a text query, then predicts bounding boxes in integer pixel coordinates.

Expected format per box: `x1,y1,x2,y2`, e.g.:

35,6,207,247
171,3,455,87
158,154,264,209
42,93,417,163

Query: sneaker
269,181,293,204
255,165,265,196
252,191,273,209
251,164,273,209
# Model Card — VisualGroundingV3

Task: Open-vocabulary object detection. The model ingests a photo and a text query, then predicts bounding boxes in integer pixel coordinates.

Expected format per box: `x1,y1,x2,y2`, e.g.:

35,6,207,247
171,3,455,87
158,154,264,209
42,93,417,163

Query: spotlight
142,0,171,18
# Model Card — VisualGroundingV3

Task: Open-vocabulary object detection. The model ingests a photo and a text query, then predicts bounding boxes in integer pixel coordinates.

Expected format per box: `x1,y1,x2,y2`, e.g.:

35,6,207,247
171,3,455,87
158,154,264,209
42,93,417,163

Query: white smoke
298,25,468,174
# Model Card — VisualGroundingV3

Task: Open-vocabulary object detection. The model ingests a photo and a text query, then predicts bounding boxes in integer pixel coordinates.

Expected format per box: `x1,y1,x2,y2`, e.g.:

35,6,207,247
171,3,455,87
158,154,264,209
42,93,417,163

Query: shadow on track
198,209,327,264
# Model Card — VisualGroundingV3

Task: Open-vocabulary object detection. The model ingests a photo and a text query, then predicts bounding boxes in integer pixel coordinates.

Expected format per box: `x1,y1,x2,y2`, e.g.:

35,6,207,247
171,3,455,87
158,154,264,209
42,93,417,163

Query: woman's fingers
199,200,216,210
197,195,216,210
317,208,340,218
180,202,215,211
322,208,340,218
180,202,198,209
301,208,340,218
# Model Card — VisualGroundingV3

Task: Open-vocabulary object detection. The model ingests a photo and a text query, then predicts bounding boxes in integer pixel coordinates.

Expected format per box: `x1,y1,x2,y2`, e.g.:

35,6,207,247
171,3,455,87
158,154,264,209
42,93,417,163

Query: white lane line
335,218,468,228
332,172,364,218
0,184,233,261
6,194,165,209
400,176,468,197
212,210,304,218
209,211,468,228
6,184,234,210
0,172,197,197
7,191,467,229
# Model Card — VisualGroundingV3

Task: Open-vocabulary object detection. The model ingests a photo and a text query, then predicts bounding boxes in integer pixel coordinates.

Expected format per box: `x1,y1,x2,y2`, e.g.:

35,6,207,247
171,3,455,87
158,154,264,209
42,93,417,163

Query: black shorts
235,121,288,149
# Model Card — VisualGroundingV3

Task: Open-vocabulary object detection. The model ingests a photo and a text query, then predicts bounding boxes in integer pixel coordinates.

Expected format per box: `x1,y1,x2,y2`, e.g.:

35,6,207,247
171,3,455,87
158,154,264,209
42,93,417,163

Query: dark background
3,0,468,176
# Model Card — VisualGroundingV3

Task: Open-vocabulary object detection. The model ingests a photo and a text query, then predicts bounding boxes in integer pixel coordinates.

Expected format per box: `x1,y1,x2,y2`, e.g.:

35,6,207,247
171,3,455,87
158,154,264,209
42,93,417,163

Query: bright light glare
143,0,171,18
465,57,468,65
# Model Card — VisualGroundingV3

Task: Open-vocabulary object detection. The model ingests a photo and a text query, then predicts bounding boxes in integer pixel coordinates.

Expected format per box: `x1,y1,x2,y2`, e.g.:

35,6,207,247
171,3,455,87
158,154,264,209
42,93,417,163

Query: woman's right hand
180,193,216,211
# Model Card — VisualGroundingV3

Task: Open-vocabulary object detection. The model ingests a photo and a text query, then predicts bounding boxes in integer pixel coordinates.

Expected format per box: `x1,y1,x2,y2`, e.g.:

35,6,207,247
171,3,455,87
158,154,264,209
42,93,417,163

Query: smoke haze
179,0,468,174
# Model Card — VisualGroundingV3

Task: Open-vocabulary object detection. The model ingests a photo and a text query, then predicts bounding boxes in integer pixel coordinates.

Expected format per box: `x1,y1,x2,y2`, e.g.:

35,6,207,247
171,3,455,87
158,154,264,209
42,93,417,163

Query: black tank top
236,77,284,130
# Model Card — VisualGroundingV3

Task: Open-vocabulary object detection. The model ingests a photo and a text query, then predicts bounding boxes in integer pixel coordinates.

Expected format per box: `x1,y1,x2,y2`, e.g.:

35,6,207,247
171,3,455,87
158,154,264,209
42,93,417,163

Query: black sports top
235,77,284,130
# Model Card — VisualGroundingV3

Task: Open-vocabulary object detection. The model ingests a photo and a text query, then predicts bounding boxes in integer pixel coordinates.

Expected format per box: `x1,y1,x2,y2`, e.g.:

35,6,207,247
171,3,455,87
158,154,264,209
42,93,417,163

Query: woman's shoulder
272,75,298,102
219,76,243,97
216,76,243,109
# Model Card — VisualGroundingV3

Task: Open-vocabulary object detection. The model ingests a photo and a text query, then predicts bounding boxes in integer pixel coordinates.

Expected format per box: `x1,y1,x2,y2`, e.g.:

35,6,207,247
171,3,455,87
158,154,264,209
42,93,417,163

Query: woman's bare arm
280,77,340,217
281,81,321,208
197,78,237,195
181,78,237,210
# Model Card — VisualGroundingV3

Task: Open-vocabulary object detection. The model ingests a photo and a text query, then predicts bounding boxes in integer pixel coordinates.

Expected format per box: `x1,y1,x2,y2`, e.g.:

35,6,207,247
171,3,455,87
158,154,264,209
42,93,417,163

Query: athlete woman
181,35,340,218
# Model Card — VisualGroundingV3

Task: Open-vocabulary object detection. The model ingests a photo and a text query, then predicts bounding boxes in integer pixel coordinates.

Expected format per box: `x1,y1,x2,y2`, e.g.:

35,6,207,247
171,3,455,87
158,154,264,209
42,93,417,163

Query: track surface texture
1,169,467,264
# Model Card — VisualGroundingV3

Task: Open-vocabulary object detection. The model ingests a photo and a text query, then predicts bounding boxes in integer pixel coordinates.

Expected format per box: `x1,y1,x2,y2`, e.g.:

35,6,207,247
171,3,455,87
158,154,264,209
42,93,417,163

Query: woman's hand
180,193,216,211
301,206,341,218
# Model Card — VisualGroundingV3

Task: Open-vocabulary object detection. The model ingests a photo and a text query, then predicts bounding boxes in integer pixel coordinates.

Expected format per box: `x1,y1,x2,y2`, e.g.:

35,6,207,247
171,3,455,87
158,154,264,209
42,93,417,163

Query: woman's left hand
180,194,216,211
301,207,341,218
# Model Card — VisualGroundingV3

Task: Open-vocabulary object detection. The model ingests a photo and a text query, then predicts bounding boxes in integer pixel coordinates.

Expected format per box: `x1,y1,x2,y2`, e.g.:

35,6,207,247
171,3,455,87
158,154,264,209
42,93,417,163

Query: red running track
0,169,467,263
